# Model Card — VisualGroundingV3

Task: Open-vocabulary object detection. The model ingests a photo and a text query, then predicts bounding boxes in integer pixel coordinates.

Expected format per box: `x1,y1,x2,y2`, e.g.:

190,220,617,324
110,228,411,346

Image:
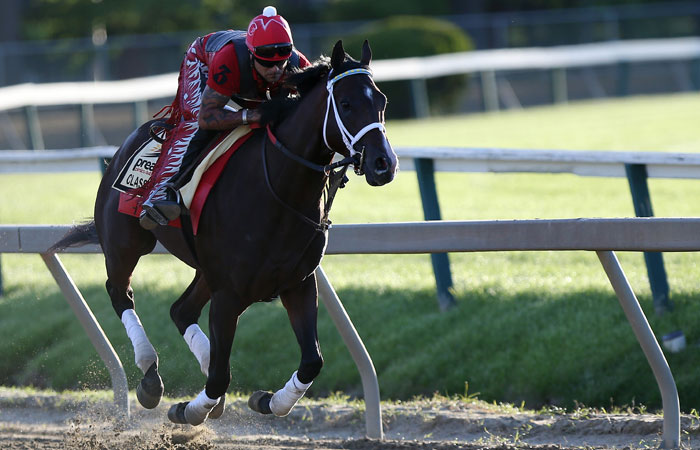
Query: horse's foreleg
170,272,212,376
249,275,322,417
168,291,241,425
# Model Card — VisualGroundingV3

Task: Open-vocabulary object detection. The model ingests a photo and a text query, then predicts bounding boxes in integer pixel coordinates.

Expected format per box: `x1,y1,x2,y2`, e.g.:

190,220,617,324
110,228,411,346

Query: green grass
2,93,700,412
387,92,700,152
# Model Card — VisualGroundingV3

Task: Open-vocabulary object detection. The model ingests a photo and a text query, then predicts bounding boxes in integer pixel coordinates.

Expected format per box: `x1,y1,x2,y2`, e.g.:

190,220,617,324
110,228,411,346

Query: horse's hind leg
169,272,226,418
168,290,246,425
102,225,163,409
170,271,211,376
249,275,322,417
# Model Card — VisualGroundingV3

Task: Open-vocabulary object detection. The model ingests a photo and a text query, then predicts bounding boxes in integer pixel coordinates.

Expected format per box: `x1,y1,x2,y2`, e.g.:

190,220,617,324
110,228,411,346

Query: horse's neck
268,82,330,211
275,82,328,164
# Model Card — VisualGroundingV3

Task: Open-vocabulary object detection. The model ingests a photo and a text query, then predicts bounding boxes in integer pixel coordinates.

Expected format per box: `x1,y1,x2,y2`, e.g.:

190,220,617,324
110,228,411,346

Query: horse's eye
340,99,351,110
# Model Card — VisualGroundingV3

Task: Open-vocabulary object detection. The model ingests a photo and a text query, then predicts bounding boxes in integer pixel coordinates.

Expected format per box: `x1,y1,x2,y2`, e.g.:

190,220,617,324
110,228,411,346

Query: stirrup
154,188,183,220
139,209,160,230
142,202,177,225
150,200,182,222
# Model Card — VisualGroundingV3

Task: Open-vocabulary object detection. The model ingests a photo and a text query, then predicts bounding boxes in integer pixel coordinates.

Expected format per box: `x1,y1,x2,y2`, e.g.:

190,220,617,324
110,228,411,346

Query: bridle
322,68,386,175
262,65,387,231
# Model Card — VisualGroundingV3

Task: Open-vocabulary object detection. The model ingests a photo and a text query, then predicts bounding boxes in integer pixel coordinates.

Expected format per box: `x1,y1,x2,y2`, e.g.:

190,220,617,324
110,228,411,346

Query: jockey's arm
198,85,261,130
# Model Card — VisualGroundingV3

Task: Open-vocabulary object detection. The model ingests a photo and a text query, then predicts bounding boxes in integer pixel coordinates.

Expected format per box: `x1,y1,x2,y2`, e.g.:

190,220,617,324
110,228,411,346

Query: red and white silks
142,38,208,207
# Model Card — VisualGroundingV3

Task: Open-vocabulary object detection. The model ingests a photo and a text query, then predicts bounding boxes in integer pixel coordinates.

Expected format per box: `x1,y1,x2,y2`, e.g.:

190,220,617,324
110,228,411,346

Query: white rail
3,146,700,180
0,147,116,173
1,218,694,448
0,37,698,112
371,37,700,81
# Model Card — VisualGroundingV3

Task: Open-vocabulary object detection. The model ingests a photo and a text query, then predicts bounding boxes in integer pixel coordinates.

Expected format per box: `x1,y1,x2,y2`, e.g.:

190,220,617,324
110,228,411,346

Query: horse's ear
331,40,345,70
361,40,372,66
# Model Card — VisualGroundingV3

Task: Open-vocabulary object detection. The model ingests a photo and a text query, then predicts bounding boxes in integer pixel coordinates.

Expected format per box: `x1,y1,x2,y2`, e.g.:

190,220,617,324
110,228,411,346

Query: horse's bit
322,68,386,175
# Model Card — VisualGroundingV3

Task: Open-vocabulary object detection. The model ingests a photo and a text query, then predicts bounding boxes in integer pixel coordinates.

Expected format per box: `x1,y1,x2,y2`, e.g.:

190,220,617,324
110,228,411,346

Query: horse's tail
48,220,99,252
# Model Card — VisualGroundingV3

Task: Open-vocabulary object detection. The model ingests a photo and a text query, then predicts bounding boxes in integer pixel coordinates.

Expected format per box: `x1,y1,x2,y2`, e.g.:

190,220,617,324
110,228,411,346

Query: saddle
114,126,253,233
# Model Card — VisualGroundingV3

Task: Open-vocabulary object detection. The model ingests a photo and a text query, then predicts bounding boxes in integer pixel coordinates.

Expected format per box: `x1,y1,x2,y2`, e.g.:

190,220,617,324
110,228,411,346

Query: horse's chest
206,229,327,300
256,230,326,280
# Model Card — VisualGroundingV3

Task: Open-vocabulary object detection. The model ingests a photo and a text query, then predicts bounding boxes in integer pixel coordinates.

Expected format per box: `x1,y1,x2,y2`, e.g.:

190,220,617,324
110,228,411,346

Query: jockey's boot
139,187,182,230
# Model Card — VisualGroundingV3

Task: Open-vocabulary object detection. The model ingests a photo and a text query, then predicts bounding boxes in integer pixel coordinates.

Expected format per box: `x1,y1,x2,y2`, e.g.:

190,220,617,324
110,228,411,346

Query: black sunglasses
254,43,293,59
255,57,287,68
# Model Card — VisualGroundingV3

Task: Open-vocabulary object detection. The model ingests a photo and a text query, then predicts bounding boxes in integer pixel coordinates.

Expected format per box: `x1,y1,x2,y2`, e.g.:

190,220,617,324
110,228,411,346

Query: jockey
139,5,311,230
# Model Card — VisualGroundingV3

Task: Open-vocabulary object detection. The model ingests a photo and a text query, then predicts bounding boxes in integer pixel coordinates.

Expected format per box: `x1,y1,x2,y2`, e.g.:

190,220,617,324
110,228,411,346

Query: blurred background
1,0,699,149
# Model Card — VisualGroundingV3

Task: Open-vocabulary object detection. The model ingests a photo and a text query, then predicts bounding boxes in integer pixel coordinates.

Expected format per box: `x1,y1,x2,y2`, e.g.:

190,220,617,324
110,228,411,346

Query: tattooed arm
198,85,261,130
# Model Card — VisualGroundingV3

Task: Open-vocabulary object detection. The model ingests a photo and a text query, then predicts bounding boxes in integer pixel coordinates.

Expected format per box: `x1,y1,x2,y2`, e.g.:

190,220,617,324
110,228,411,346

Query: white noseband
322,68,386,156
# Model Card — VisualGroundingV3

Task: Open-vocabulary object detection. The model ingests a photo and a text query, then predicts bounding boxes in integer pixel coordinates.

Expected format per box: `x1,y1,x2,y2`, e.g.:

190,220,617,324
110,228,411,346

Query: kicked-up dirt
0,387,698,449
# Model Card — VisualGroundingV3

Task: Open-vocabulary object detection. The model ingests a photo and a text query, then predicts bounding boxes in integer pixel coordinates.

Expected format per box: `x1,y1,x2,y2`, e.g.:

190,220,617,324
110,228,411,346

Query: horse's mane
258,53,365,126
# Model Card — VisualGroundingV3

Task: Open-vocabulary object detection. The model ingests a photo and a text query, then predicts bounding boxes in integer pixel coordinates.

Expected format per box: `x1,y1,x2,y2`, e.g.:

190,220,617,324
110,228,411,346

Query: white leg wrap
184,324,210,376
184,389,220,425
269,371,312,417
121,309,157,374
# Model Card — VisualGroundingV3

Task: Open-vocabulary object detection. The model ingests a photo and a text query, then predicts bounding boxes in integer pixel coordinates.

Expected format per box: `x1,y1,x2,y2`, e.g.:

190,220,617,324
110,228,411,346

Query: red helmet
245,6,294,61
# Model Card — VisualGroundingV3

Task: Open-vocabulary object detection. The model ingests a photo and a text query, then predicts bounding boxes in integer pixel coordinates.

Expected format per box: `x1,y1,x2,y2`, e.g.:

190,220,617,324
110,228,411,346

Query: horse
51,40,397,425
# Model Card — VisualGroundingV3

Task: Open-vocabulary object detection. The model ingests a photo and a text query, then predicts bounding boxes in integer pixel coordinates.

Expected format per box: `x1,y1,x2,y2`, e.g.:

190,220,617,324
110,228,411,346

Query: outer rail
1,218,694,447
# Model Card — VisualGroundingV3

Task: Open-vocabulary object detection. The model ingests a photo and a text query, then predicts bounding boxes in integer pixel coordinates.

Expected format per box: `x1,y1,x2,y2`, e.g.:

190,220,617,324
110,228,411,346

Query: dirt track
1,388,698,449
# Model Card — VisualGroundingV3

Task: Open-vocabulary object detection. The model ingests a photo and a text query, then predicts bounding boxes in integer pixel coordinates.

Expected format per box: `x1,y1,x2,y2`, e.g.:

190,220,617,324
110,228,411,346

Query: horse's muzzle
365,153,397,186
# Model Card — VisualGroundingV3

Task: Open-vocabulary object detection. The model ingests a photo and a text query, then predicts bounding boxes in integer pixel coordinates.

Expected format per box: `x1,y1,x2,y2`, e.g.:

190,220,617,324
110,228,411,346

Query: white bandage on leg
184,324,210,376
269,371,312,417
121,309,157,374
184,389,220,425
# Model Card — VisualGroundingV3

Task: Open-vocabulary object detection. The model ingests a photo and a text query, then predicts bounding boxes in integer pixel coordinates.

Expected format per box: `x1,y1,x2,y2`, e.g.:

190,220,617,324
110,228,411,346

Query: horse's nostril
374,157,389,174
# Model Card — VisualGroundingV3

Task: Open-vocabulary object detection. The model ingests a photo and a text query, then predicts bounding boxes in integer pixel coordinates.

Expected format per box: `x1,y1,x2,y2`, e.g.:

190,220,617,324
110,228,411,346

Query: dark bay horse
52,40,396,425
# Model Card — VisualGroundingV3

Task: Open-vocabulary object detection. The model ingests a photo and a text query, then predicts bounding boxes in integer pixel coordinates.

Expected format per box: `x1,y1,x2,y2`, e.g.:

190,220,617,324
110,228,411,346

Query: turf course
2,93,700,411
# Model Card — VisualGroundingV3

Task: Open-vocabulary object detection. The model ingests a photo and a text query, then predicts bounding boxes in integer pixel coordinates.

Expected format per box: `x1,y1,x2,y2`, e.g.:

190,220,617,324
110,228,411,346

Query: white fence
1,37,699,149
2,218,697,449
4,145,700,179
1,143,696,312
1,37,698,111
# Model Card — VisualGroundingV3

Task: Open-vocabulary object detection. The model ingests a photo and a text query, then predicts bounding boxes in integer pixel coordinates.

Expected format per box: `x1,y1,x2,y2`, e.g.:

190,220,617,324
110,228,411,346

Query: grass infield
1,93,700,411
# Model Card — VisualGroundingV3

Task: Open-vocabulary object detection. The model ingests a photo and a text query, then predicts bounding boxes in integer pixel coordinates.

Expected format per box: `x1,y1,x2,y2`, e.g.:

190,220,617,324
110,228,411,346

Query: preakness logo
112,137,163,194
248,17,287,34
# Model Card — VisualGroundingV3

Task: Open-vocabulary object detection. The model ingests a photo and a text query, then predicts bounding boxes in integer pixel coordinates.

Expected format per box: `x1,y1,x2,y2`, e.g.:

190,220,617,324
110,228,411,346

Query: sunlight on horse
51,40,396,426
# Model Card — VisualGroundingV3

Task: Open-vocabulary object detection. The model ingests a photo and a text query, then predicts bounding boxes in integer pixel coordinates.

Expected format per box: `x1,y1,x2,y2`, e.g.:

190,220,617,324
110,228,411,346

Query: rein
266,125,358,176
261,66,383,232
262,130,350,232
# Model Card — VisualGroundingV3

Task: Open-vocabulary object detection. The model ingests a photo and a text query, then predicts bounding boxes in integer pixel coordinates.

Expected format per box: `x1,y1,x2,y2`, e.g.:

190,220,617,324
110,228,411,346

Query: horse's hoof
248,391,273,415
136,362,164,409
209,395,226,419
168,402,189,424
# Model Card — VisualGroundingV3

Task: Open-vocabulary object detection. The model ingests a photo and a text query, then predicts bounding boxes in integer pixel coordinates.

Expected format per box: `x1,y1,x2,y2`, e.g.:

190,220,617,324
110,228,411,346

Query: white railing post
24,105,44,150
552,68,568,104
40,252,130,417
596,250,680,449
480,70,499,111
133,100,148,130
315,266,383,440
